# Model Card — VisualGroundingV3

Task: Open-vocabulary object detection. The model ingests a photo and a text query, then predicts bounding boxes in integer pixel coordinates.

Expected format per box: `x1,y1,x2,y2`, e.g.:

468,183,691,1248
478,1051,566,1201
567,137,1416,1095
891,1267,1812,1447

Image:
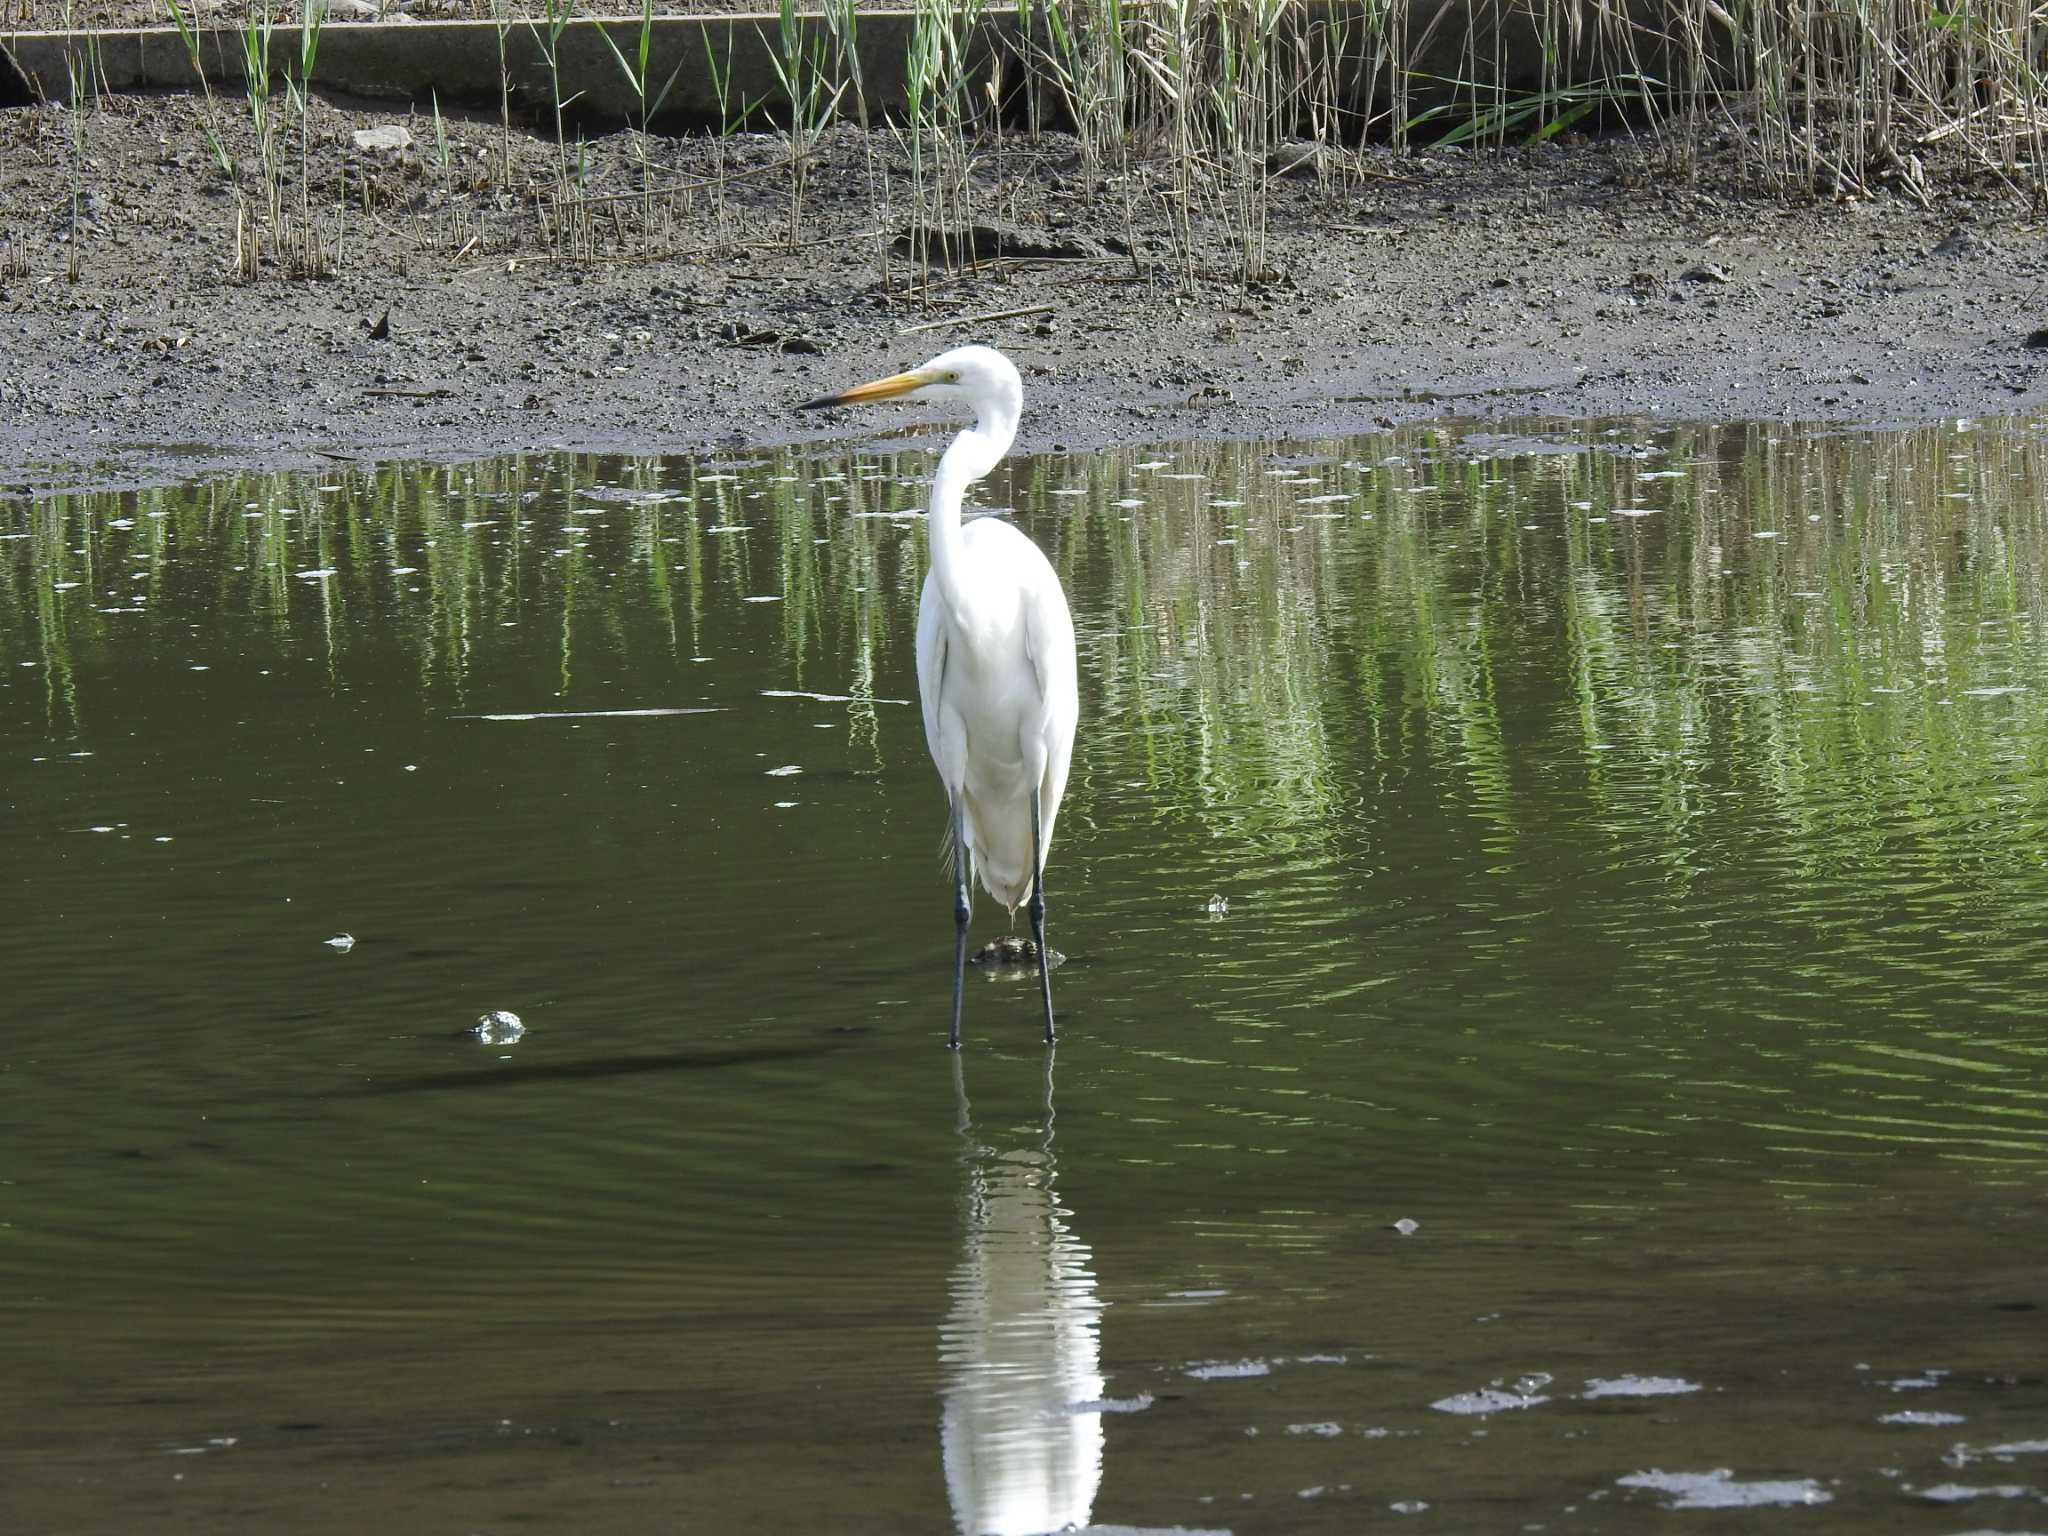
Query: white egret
802,345,1077,1048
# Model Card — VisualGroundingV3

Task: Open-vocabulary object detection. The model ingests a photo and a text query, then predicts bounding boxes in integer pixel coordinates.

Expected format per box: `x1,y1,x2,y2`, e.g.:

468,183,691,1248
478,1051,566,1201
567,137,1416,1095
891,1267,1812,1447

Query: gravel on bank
2,95,2044,493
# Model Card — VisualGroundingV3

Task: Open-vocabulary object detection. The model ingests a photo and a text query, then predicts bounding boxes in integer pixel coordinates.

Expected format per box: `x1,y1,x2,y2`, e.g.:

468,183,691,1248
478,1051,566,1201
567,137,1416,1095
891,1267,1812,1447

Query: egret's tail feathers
937,816,975,890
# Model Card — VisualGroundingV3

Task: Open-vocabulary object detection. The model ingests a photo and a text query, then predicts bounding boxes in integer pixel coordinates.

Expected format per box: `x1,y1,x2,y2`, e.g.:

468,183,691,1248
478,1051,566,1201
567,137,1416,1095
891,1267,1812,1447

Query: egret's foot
969,936,1065,968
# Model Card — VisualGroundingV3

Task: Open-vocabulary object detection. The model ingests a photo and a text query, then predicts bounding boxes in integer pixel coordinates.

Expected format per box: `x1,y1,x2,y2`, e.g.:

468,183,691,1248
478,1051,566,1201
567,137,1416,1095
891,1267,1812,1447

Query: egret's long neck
925,397,1019,622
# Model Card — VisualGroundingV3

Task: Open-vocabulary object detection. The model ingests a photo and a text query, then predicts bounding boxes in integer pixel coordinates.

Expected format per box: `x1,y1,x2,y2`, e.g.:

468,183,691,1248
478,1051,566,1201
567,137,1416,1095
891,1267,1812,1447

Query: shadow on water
354,1042,849,1095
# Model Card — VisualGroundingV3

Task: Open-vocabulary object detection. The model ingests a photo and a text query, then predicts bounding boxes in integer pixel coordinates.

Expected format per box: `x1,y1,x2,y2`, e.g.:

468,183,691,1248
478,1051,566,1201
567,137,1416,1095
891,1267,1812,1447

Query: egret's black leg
951,1043,971,1137
1030,785,1056,1045
950,795,970,1051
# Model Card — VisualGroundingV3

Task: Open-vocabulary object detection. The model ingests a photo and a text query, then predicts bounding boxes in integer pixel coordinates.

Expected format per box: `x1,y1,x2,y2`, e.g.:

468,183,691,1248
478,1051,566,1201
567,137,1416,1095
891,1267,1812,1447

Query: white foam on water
1617,1469,1831,1509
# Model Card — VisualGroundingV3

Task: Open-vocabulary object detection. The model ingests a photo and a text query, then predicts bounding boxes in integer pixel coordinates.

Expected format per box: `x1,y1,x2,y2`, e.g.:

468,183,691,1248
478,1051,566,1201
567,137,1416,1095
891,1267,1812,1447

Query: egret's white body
914,410,1077,913
804,345,1077,1046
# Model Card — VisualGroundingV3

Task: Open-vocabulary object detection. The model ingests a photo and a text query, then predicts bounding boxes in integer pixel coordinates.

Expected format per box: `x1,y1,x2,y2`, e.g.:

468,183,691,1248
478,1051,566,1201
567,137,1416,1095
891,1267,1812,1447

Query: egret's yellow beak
799,367,936,411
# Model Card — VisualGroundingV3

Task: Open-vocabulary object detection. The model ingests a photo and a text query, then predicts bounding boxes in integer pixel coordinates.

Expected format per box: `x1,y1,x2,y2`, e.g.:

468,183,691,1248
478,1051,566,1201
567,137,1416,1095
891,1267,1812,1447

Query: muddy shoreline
3,94,2046,495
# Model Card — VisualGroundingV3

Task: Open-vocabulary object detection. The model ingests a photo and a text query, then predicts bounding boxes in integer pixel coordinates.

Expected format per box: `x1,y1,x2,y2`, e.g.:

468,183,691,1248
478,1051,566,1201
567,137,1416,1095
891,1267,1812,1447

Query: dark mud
3,90,2046,492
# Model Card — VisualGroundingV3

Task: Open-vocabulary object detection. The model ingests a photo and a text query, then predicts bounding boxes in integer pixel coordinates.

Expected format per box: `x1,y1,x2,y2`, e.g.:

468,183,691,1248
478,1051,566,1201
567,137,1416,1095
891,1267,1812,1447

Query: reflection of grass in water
1566,423,2048,906
28,493,87,740
1040,442,1356,858
6,422,2048,898
1024,420,2048,914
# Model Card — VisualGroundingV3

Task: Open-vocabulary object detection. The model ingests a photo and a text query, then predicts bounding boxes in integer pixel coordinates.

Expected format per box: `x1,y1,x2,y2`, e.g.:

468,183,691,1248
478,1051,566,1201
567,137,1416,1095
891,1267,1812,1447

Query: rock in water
472,1010,525,1045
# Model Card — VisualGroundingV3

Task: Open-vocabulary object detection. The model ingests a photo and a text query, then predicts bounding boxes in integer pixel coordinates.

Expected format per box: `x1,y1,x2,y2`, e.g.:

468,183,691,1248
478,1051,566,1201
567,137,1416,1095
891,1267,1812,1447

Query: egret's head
800,344,1022,419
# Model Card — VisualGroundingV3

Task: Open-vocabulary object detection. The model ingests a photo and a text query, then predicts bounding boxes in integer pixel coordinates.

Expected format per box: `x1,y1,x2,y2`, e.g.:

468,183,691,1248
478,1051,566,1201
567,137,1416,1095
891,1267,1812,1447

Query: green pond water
5,415,2048,1533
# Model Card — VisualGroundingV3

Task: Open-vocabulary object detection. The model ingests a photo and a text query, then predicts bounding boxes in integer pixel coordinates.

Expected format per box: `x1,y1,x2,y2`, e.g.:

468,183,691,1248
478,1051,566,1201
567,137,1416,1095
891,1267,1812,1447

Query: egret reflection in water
940,1052,1104,1535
